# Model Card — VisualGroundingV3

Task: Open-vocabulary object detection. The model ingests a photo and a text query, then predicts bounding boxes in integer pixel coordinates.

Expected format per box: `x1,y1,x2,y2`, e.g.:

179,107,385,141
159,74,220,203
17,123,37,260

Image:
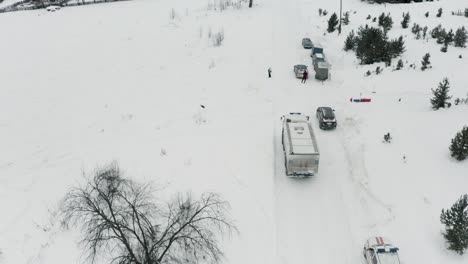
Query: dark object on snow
430,78,452,110
440,194,468,254
302,38,313,49
449,126,468,161
316,107,337,130
301,70,308,83
200,105,205,109
383,132,392,143
268,67,272,78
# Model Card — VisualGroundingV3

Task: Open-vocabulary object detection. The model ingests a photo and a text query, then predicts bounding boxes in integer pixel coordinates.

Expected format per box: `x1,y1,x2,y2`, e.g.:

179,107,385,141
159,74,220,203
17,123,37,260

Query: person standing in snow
301,70,308,83
268,67,272,78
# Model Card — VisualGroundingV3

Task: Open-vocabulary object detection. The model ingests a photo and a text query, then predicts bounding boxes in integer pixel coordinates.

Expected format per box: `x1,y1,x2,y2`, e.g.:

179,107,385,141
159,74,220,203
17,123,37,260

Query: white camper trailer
281,113,320,177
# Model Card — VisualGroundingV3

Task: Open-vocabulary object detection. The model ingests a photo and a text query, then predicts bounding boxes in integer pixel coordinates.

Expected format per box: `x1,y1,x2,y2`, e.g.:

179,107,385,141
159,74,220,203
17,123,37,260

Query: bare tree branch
60,162,236,264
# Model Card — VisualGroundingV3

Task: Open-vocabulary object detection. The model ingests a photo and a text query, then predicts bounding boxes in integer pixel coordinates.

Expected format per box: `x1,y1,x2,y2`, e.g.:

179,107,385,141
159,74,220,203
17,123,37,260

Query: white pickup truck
281,113,320,177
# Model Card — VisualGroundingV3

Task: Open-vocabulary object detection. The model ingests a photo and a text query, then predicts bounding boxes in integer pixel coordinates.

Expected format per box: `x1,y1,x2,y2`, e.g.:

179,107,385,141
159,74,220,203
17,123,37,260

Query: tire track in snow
339,116,396,231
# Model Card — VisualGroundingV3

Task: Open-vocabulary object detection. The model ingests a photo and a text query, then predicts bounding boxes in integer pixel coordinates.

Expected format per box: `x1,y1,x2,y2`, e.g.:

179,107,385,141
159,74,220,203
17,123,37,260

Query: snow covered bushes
449,127,468,161
430,78,451,110
347,26,405,65
440,194,468,254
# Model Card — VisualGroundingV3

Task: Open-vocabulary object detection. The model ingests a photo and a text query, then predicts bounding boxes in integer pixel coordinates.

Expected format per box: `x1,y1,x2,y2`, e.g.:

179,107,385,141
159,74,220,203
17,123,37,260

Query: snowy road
269,0,391,263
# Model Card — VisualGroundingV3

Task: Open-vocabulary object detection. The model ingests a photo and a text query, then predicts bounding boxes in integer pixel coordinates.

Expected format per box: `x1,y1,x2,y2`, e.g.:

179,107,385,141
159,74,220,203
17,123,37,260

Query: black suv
316,107,337,130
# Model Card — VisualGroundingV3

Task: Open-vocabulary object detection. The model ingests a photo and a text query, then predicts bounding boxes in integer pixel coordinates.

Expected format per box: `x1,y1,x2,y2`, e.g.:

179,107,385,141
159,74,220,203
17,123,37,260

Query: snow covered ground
0,0,467,263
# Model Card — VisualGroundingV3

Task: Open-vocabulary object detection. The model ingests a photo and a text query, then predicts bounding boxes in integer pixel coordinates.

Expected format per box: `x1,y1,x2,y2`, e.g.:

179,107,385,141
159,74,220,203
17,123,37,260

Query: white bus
281,113,320,177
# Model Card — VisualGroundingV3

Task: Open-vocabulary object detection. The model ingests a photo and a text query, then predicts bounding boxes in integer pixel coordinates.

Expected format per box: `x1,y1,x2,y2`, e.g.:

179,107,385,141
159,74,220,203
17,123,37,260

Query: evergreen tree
437,8,443,18
411,23,421,34
378,13,393,32
425,11,429,18
396,59,404,70
437,28,447,44
465,8,468,18
430,78,452,110
445,29,455,45
454,27,468,48
389,36,406,57
440,194,468,254
431,24,443,39
422,26,428,39
401,12,410,29
355,26,389,64
327,13,339,33
449,127,468,161
344,30,356,51
421,53,431,71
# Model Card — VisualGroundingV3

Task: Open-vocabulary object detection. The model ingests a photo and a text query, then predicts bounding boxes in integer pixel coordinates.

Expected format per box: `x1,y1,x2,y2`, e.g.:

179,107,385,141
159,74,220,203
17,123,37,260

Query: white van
281,113,320,176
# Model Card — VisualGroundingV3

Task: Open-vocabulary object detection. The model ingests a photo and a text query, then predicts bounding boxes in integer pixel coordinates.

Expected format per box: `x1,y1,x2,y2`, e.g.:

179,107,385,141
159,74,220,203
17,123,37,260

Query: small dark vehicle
302,38,313,49
316,107,337,130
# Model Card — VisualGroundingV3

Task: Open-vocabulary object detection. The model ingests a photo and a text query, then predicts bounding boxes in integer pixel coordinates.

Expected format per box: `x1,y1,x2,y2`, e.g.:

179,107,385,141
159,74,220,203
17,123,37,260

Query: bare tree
60,163,236,264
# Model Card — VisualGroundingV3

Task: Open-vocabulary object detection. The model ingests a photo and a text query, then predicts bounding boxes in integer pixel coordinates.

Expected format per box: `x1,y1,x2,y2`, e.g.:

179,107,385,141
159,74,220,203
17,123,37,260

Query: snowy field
0,0,467,263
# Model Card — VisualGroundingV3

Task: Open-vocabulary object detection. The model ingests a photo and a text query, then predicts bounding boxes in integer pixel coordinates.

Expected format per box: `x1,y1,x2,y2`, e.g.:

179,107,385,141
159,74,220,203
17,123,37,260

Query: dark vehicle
302,38,313,49
293,64,308,78
316,107,337,130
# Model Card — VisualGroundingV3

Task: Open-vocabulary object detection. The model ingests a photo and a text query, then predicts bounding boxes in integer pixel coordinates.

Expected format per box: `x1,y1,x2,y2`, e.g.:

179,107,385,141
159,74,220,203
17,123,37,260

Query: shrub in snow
411,23,421,35
395,59,404,70
401,12,410,29
421,53,431,70
378,12,393,32
212,29,224,47
327,13,339,33
449,127,468,161
318,8,322,16
430,78,452,110
437,8,443,18
366,14,371,20
425,11,429,18
440,194,468,254
441,44,448,53
372,17,377,23
343,30,356,51
422,26,428,39
323,10,328,16
343,12,350,25
454,27,468,47
383,132,392,143
375,66,382,74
